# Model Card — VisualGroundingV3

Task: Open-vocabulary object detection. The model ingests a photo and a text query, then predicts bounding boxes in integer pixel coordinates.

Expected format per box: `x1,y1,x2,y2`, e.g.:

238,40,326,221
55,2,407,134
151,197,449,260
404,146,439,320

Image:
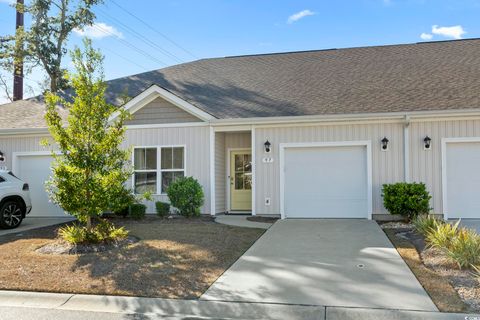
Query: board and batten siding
124,126,211,214
254,122,405,215
125,97,202,125
0,135,52,170
215,132,226,213
409,119,480,214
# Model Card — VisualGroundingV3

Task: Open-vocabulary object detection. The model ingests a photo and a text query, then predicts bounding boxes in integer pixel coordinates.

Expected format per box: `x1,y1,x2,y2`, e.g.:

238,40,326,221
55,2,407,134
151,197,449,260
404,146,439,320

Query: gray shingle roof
2,38,480,129
0,99,68,129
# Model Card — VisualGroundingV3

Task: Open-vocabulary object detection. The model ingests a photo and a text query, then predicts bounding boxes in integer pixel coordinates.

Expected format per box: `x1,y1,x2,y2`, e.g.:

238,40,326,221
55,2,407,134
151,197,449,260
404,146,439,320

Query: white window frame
132,145,187,195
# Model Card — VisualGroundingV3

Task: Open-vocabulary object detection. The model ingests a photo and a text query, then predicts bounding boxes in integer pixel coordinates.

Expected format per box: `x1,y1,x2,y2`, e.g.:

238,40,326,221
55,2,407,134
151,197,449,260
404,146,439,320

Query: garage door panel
16,155,66,217
446,142,480,219
284,145,368,219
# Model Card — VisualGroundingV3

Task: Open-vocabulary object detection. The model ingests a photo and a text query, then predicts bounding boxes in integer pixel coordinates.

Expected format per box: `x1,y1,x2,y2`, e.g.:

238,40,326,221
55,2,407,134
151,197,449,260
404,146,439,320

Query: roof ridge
221,37,480,59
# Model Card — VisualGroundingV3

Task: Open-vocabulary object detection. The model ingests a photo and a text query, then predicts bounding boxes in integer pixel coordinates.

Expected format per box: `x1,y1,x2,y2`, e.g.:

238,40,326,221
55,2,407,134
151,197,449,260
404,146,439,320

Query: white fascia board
109,85,215,123
210,109,480,127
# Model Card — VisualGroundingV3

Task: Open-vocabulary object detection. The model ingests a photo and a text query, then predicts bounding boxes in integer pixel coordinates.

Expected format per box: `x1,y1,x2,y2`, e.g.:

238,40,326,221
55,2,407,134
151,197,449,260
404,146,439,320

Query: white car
0,170,32,229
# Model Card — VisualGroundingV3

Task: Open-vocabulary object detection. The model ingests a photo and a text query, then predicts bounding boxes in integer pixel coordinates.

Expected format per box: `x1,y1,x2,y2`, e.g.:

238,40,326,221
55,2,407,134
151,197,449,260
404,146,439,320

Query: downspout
404,115,410,182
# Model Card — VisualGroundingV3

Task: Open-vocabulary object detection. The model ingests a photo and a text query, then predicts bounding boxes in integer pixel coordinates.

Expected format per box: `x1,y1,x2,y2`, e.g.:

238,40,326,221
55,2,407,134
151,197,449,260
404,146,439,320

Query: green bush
382,182,431,221
167,177,204,217
413,214,440,236
426,220,460,250
445,228,480,269
130,203,147,220
112,190,136,217
155,201,170,217
59,220,128,245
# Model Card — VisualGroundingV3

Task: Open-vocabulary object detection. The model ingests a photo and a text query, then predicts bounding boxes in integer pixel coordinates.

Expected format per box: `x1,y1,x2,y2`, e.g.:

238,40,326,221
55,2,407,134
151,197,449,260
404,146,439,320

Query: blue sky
0,0,479,102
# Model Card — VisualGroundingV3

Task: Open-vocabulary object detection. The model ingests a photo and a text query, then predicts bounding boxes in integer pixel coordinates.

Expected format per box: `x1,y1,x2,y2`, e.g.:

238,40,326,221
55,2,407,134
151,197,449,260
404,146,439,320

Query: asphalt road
0,306,220,320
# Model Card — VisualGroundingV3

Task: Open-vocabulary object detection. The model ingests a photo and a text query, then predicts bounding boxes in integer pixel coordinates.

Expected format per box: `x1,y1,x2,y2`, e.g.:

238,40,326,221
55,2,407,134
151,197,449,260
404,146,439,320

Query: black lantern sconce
381,137,389,151
0,151,4,162
264,140,271,153
424,136,432,150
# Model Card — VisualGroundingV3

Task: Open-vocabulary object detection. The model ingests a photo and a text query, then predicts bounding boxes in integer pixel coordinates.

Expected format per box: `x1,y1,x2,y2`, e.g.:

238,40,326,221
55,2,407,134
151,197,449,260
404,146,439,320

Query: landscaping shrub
382,182,431,221
413,214,440,236
445,228,480,269
130,203,147,220
155,201,170,217
59,220,128,245
167,177,204,217
112,190,136,217
426,220,460,250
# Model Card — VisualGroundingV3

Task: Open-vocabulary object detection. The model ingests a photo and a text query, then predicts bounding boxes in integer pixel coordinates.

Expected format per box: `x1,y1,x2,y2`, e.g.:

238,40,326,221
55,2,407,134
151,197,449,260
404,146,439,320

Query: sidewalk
0,290,478,320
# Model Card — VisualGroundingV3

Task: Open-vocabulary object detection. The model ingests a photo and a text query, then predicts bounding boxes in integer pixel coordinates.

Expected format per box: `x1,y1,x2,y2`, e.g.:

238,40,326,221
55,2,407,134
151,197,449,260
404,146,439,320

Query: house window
133,146,185,194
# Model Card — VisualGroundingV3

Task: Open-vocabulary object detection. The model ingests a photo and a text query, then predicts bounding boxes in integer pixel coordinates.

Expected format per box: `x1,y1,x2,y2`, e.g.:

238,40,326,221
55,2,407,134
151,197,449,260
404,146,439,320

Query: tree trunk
50,76,57,93
86,216,92,230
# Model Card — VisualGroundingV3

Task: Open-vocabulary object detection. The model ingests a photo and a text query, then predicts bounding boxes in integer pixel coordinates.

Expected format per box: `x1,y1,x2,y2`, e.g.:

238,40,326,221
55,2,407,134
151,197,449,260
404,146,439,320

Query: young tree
0,0,103,97
43,38,130,230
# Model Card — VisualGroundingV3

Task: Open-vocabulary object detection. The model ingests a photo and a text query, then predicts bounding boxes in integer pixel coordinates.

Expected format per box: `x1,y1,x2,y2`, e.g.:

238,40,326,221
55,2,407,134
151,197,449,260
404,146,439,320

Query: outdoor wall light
381,137,389,151
0,151,4,162
424,136,432,150
264,140,271,153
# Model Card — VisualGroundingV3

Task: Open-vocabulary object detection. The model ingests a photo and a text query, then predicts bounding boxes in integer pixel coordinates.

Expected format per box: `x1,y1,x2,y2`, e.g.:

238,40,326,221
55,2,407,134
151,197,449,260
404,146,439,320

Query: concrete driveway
454,219,480,233
201,219,437,311
0,217,74,237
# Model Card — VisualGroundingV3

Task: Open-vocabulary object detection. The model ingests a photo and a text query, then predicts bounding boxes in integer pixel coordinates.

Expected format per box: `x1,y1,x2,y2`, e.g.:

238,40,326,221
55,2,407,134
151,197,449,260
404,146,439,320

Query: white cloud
287,9,315,24
431,25,466,39
0,0,15,4
420,32,433,40
73,22,123,39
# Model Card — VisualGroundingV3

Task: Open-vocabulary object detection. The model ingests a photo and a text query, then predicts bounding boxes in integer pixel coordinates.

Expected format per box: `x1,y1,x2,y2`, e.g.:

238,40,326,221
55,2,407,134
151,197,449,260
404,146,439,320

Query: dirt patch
383,228,469,313
421,247,480,312
36,236,139,255
246,216,279,223
0,217,264,299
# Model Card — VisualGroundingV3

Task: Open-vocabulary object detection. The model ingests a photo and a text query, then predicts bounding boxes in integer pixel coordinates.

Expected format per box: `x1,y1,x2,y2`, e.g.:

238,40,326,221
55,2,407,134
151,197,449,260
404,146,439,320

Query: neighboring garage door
282,144,370,218
15,154,65,217
445,142,480,219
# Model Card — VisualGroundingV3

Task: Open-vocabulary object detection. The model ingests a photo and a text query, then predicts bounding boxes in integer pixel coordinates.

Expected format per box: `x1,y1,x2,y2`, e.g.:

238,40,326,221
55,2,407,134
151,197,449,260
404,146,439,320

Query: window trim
132,145,187,195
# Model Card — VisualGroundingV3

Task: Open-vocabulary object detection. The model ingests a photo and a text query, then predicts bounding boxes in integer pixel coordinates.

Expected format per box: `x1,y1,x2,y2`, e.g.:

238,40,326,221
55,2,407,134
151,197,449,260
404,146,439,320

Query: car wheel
0,201,24,229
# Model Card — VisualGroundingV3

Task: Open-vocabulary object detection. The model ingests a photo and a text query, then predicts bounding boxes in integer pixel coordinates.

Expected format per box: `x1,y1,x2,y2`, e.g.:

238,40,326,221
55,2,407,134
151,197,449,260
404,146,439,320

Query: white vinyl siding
124,126,211,214
214,133,226,213
254,122,404,215
409,119,480,214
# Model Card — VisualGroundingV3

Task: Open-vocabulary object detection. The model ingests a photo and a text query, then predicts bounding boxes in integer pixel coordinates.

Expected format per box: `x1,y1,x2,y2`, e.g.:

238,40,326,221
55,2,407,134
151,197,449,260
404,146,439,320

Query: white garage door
15,154,65,217
283,145,369,218
445,142,480,219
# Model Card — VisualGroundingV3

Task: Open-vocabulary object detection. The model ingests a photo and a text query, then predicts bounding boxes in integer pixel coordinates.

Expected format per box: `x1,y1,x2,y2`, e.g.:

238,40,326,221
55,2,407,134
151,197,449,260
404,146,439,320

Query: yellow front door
230,150,252,211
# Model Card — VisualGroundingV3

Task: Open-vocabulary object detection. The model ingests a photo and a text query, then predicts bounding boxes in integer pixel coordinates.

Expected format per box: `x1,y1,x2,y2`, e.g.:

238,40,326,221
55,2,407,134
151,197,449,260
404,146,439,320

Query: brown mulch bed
0,216,264,299
246,216,279,223
383,226,473,313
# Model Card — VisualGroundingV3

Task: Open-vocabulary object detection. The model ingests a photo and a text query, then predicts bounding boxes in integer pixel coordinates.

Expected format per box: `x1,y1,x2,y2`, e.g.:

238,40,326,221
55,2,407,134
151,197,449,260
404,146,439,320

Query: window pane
235,155,243,172
134,172,157,194
145,148,157,170
134,148,156,170
172,147,184,169
235,173,244,190
244,173,252,190
161,171,184,193
161,148,173,169
244,154,252,173
134,148,145,170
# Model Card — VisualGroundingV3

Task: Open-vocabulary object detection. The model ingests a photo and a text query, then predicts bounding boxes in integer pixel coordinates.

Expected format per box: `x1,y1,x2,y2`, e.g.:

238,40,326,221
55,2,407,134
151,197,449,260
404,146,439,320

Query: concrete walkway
202,219,437,311
215,215,272,229
0,290,477,320
0,217,74,237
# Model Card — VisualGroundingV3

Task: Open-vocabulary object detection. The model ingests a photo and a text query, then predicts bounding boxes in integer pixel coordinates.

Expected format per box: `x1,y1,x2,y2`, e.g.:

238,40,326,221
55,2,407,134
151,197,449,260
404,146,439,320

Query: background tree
0,0,103,100
43,39,130,230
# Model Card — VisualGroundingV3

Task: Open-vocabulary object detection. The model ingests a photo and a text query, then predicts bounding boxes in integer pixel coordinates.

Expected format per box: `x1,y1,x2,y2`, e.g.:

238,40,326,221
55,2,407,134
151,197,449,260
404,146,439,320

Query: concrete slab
201,219,437,311
0,290,325,320
327,306,480,320
0,217,74,237
455,219,480,234
215,215,272,229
